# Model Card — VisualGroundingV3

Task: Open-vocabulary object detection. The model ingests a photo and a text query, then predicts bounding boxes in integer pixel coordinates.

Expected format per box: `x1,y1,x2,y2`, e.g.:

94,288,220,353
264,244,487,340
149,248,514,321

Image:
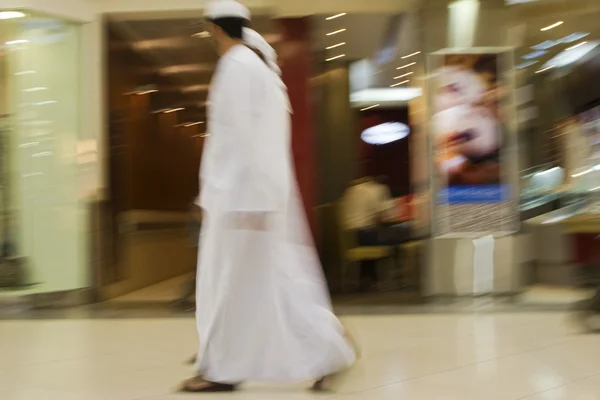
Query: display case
519,164,565,222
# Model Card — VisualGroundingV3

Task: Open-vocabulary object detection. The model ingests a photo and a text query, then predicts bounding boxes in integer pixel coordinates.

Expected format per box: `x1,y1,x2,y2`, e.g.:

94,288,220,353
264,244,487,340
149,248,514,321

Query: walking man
181,0,355,393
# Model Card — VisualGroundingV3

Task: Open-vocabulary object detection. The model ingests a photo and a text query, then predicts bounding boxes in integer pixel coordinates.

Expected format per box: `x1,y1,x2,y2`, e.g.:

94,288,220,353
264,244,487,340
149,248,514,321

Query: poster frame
427,46,519,236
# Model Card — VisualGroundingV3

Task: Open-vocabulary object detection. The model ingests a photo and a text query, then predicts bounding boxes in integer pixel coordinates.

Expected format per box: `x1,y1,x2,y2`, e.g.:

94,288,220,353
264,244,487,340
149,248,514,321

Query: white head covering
204,0,250,21
243,27,292,113
242,27,280,75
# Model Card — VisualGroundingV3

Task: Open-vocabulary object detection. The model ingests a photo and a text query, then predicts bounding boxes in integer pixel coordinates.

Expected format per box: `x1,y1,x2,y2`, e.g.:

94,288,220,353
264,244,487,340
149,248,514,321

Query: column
278,18,318,237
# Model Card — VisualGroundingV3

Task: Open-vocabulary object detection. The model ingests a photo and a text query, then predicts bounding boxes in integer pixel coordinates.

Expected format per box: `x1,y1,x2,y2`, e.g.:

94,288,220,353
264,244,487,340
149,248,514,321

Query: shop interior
514,3,600,307
97,1,600,309
99,11,427,307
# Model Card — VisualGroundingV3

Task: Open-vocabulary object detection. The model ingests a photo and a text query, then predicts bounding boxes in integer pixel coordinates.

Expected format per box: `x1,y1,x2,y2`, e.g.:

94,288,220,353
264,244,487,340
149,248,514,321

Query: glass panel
0,12,85,291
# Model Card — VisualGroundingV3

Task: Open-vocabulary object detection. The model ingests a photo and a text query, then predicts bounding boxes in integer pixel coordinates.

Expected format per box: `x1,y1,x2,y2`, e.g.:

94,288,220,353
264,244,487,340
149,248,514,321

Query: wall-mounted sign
361,122,410,145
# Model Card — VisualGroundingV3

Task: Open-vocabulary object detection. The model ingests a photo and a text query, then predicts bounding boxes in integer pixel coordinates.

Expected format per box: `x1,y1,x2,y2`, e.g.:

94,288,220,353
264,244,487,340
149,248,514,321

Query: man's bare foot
180,376,237,393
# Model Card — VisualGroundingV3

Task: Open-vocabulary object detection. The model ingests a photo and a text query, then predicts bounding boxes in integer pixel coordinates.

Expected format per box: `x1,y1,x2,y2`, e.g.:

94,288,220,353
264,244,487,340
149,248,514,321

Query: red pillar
278,18,317,238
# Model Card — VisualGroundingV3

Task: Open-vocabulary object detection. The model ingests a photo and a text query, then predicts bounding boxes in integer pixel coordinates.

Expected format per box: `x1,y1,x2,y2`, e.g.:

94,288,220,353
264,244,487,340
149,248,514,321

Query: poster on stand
431,52,508,204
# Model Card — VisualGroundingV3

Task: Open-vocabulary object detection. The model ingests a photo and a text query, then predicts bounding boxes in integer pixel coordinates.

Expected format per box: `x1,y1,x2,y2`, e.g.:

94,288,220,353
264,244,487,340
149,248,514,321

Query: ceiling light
176,121,204,128
163,108,185,114
560,32,589,43
181,84,210,93
326,29,346,36
5,39,29,45
185,122,204,127
394,72,413,79
0,11,26,20
541,21,563,31
192,31,211,38
522,50,547,59
390,80,410,87
535,65,554,74
326,42,346,50
361,122,410,145
160,64,213,75
23,87,47,92
543,40,599,68
531,40,557,50
351,88,422,104
326,54,346,62
14,70,36,76
360,104,380,111
505,0,537,4
326,13,347,20
136,89,158,95
396,62,416,70
515,60,538,69
566,41,587,51
401,51,421,59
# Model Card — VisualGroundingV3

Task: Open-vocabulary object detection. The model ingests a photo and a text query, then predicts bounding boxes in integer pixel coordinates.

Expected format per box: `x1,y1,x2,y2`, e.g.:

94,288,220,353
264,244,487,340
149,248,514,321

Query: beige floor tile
1,312,600,400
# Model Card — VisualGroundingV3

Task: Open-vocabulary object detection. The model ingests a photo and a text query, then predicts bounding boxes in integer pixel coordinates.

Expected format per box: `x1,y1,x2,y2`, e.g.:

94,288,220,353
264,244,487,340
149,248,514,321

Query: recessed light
541,21,563,31
0,11,26,20
14,70,36,76
401,51,421,59
390,80,410,87
136,89,158,95
396,62,416,70
326,13,347,20
326,29,346,36
23,87,47,92
566,41,587,51
162,108,185,114
185,121,204,127
535,65,554,74
177,121,204,127
181,84,210,93
394,72,413,79
192,31,211,38
5,39,29,45
326,54,346,62
360,104,380,111
326,42,346,50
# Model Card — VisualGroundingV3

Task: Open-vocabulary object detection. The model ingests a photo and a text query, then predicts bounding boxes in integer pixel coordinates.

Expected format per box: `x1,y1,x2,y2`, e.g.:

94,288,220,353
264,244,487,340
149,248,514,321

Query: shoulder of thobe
214,58,262,122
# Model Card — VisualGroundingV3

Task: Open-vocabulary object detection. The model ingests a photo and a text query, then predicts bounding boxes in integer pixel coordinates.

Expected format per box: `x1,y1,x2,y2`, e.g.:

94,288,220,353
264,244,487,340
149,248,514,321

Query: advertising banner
431,53,508,204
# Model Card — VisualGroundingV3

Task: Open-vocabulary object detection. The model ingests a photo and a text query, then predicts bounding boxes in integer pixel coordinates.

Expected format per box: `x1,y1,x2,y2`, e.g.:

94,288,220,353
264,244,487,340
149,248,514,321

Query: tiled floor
2,312,600,399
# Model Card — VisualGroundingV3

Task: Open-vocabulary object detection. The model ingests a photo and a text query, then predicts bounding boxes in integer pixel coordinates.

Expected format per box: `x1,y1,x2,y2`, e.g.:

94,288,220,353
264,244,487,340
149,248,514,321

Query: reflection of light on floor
522,284,593,304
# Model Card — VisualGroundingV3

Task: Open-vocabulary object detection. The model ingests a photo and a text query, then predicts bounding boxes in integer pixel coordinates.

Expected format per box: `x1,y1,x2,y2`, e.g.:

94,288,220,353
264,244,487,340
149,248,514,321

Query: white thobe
195,44,355,384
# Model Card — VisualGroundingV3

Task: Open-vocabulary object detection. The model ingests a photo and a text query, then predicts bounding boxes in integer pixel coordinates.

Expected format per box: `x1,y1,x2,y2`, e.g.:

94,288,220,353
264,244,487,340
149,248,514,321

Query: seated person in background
341,175,407,291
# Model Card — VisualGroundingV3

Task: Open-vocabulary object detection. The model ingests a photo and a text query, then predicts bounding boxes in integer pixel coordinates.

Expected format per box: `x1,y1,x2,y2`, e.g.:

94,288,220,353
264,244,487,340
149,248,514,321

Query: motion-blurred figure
181,0,355,393
341,175,406,291
173,200,202,312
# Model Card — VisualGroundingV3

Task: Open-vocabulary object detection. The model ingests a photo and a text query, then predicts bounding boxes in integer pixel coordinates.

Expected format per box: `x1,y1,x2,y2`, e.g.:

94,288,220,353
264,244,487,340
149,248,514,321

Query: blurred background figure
173,199,202,312
341,174,407,291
